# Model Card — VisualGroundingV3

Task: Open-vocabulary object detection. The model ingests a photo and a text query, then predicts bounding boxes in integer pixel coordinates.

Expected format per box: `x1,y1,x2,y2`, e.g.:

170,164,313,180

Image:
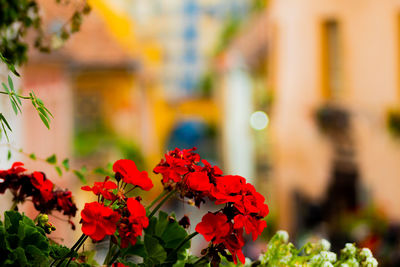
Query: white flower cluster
259,231,379,267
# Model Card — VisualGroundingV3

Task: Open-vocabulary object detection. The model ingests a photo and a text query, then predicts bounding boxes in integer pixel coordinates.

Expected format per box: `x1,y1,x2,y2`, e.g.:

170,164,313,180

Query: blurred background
1,0,400,265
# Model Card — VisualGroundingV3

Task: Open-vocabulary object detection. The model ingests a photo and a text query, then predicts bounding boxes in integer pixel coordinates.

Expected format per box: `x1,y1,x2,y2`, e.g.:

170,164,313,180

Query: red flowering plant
51,147,269,266
0,162,77,228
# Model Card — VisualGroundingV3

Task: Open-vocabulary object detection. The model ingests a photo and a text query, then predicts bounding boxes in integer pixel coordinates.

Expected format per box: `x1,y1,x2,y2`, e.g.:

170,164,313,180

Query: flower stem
146,189,168,211
173,231,198,254
65,235,88,266
51,234,87,267
10,201,17,211
193,255,208,265
147,190,176,219
103,238,115,265
108,249,121,265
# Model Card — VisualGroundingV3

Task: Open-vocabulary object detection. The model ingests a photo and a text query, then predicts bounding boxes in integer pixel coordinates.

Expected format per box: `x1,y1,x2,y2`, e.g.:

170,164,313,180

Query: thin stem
165,232,199,263
103,238,114,265
51,234,86,267
193,255,208,265
146,190,169,211
10,201,17,211
65,235,88,266
124,185,138,196
147,190,176,219
173,232,199,255
108,249,121,265
0,91,31,99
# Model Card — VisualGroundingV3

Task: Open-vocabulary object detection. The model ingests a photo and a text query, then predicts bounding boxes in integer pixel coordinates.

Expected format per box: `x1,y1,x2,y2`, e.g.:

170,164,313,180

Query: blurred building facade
268,0,400,231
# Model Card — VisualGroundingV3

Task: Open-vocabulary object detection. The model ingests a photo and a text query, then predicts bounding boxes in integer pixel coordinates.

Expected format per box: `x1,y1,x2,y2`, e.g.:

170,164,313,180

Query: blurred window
322,20,343,100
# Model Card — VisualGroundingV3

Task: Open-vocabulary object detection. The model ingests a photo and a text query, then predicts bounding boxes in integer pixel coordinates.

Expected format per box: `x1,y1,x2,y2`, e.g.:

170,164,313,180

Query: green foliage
0,70,53,140
258,231,378,267
0,210,50,267
119,211,190,266
0,0,90,67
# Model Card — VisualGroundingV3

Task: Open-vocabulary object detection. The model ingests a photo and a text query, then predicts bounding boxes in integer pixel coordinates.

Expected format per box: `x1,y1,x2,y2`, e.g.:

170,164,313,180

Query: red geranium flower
81,202,121,241
153,148,200,184
81,177,117,200
211,175,246,204
118,198,149,248
195,212,231,244
234,214,267,241
185,171,212,193
31,171,54,202
0,162,26,177
54,190,78,217
223,229,246,264
113,159,153,191
234,184,269,217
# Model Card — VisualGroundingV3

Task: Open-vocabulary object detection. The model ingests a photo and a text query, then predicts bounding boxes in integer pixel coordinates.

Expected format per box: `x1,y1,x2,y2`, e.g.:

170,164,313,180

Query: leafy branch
0,54,53,140
0,0,91,66
4,145,115,184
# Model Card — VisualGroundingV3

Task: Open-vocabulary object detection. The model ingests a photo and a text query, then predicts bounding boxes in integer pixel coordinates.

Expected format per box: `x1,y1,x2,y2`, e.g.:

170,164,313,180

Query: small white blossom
360,248,373,259
322,262,334,267
320,239,331,251
364,257,378,267
276,230,289,243
343,243,357,256
320,251,337,263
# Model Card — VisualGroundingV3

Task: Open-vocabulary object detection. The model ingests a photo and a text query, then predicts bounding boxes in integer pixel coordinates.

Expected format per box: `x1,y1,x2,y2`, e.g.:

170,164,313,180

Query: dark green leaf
45,154,57,164
144,235,167,265
29,153,36,160
7,150,11,160
0,114,11,131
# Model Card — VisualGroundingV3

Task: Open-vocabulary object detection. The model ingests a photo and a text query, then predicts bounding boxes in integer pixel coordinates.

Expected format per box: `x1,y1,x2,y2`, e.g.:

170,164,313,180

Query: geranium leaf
144,235,167,265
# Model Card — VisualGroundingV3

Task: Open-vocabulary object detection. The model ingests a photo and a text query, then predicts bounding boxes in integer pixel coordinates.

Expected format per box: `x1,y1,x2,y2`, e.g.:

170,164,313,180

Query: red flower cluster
81,202,120,241
113,159,153,191
117,197,149,248
0,162,77,219
154,148,269,264
81,159,151,244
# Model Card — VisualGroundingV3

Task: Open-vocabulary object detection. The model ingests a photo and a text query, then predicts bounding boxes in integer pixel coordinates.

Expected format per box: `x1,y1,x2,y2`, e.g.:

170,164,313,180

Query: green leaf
45,154,57,164
14,93,22,105
144,235,167,265
62,159,69,171
73,170,87,184
7,150,11,160
2,82,10,93
0,53,20,76
37,107,49,120
10,96,22,113
55,166,62,176
8,76,14,92
29,153,37,160
38,112,50,129
10,98,18,115
50,243,75,260
42,106,53,118
0,114,12,131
